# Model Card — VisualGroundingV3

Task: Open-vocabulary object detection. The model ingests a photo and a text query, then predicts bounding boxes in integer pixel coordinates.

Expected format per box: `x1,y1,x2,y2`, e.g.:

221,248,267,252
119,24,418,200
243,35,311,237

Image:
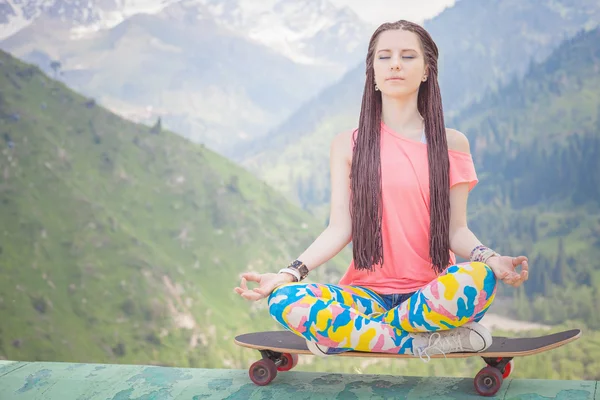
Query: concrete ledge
0,360,598,399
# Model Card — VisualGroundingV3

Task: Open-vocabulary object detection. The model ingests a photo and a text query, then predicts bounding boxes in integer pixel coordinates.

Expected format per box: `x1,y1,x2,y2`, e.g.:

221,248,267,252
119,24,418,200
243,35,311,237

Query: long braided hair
350,20,451,275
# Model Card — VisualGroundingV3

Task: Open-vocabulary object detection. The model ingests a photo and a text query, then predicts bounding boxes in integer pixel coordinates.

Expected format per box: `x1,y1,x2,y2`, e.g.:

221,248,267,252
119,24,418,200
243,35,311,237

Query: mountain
196,0,370,68
429,0,600,115
1,0,102,38
1,0,370,69
450,25,600,206
238,0,600,217
0,0,175,39
0,1,341,154
0,0,370,154
0,48,350,367
446,26,600,326
235,64,362,217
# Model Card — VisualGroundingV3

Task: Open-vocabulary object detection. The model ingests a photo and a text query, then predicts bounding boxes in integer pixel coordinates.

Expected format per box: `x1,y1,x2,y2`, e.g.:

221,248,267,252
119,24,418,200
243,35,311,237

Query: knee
267,283,303,317
470,261,498,292
454,261,497,286
470,261,494,275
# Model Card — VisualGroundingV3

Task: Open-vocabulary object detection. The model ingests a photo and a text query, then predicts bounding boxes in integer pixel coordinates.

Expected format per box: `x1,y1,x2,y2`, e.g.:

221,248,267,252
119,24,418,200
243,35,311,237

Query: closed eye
378,56,415,60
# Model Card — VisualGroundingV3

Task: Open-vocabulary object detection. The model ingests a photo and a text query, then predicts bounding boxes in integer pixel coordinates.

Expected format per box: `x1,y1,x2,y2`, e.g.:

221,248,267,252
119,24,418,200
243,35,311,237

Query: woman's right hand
234,272,295,301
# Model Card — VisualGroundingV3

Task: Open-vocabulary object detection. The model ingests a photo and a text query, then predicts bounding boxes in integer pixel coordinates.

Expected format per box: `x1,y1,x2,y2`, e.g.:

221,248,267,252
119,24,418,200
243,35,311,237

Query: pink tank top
338,122,478,294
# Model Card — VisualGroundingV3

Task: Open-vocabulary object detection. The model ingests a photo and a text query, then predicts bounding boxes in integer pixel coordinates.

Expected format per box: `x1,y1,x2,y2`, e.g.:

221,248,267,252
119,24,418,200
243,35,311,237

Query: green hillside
448,27,600,327
0,48,350,368
426,0,600,115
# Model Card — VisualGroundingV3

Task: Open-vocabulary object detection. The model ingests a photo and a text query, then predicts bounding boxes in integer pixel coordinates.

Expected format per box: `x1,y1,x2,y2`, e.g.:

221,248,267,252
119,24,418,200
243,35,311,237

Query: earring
375,84,379,91
422,76,427,82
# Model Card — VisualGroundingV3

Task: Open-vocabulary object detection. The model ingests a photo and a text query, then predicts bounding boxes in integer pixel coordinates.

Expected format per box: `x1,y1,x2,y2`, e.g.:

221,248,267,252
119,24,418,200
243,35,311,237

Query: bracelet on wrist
287,260,309,281
470,245,501,264
278,268,300,282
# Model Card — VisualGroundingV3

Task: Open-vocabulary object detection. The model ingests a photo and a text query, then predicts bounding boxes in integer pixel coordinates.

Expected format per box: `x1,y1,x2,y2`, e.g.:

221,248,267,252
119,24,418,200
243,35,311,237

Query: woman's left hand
486,255,529,287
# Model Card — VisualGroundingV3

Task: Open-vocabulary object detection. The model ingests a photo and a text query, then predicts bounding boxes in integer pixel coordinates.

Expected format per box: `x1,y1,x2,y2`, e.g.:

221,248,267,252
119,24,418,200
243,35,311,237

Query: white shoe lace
416,330,465,363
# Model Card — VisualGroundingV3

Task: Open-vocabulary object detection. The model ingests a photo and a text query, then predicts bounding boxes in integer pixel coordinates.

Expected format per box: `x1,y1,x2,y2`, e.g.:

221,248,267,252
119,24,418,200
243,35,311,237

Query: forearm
295,225,351,272
449,226,484,261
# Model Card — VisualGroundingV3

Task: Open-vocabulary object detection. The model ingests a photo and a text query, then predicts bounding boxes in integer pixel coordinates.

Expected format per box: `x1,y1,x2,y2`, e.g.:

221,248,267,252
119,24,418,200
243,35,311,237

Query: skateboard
234,328,581,397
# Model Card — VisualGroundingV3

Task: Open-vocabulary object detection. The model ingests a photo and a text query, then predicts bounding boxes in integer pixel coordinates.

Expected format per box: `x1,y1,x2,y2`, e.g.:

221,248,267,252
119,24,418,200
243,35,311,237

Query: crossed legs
267,262,497,355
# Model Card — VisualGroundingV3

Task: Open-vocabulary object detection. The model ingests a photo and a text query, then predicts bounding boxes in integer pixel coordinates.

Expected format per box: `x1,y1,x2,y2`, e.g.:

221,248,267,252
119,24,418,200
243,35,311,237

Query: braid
351,20,451,274
350,67,383,270
419,61,451,273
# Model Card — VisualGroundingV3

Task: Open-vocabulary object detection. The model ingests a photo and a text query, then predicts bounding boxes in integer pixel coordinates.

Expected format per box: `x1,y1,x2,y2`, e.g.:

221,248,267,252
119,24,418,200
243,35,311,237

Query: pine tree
543,268,553,297
530,215,538,243
150,117,162,134
595,102,600,133
515,285,532,320
591,287,600,329
554,238,567,286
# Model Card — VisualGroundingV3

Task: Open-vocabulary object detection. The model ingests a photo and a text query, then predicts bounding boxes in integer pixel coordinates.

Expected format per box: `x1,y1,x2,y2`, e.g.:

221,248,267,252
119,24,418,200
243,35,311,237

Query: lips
386,77,405,81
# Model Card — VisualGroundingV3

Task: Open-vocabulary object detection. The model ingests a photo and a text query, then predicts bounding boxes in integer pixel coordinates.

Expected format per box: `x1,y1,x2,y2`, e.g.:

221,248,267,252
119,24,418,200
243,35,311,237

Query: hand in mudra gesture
234,272,294,301
486,255,529,287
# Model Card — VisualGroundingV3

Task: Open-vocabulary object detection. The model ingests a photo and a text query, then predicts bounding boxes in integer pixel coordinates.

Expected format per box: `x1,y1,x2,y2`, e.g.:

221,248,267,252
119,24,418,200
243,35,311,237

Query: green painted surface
0,360,597,400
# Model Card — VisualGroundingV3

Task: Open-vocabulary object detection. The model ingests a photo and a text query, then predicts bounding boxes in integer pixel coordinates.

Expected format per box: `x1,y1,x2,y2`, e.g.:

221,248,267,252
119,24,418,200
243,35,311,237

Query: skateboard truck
482,356,514,374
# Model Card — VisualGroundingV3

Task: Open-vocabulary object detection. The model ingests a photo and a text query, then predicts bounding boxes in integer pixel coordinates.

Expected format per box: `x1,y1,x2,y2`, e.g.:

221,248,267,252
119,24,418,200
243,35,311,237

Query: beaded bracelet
470,245,501,264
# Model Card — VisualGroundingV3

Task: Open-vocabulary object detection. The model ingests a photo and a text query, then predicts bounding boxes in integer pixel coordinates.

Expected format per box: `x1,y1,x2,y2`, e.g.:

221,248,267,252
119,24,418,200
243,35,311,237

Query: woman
234,20,529,360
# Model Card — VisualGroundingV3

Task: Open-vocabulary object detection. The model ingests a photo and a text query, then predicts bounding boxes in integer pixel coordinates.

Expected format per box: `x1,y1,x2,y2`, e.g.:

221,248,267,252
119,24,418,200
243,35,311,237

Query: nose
390,54,401,70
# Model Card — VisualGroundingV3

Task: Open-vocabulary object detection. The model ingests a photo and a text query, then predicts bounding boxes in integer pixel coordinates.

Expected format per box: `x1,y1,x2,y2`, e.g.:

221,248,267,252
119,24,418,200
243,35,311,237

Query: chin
381,88,417,99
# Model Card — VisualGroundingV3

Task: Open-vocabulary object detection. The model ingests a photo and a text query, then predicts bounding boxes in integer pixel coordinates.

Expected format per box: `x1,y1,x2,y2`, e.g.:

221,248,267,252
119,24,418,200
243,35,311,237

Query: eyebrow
377,48,417,52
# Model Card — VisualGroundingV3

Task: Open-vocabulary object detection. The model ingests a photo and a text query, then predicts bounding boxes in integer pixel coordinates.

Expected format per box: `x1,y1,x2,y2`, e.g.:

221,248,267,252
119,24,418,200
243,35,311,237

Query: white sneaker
411,321,492,362
306,340,351,357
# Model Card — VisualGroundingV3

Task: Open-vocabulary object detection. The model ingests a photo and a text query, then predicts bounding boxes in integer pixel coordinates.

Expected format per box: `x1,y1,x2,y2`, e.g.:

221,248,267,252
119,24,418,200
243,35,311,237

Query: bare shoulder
445,128,471,154
330,129,355,163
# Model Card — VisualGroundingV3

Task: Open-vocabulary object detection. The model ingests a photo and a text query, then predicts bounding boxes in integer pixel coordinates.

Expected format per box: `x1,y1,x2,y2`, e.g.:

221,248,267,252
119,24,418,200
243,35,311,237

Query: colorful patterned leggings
267,262,497,355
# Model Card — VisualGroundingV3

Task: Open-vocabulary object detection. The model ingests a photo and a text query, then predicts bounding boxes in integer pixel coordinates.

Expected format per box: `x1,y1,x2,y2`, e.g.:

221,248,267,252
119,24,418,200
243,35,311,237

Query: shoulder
330,129,355,163
445,128,471,154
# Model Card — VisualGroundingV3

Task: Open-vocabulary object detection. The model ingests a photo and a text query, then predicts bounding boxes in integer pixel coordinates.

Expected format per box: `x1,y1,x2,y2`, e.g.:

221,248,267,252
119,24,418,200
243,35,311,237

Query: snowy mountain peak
1,0,371,67
1,0,179,39
197,0,370,65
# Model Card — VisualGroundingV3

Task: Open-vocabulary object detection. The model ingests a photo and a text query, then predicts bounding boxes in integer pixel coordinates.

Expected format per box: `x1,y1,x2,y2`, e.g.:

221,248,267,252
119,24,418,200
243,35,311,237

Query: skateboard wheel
277,353,299,372
474,366,503,397
502,359,514,379
249,359,278,386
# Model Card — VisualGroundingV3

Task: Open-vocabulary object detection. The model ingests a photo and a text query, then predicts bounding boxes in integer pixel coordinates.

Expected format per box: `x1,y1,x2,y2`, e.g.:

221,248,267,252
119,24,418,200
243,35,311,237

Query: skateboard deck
234,328,581,397
235,328,580,359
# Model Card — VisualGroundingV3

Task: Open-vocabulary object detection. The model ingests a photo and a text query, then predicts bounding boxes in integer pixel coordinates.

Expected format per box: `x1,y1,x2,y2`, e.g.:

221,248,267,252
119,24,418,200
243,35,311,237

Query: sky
331,0,457,26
